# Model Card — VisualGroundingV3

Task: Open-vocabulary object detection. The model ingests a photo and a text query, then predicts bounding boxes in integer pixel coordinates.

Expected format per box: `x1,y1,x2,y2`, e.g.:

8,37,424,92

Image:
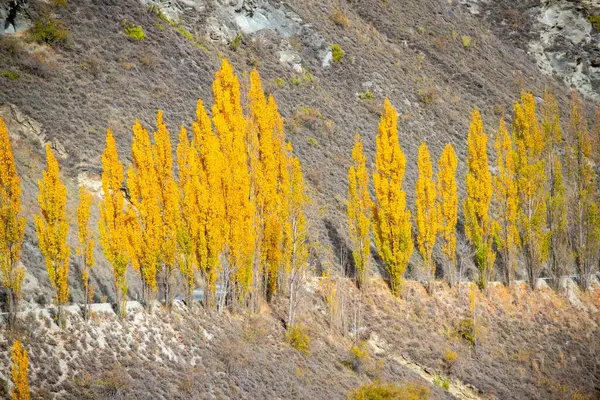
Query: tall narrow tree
464,110,495,289
76,186,94,319
212,59,255,301
35,145,70,327
152,111,180,307
347,132,371,288
416,142,437,291
512,92,549,290
126,120,160,307
0,117,26,329
492,118,519,287
541,90,569,288
372,99,413,296
99,130,129,318
437,144,458,286
566,90,600,290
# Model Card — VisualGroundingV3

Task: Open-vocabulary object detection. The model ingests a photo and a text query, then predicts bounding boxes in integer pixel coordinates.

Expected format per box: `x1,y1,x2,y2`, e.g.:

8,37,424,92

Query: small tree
76,186,95,320
347,132,371,289
416,142,437,292
464,110,495,289
10,339,29,400
35,145,70,327
0,117,26,329
437,144,458,286
372,99,413,296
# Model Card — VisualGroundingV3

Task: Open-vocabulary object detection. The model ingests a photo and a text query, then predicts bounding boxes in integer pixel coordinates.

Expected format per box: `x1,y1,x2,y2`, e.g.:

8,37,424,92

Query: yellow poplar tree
512,92,549,289
492,118,519,287
99,129,128,317
35,145,70,326
464,110,495,289
10,339,29,400
248,69,282,300
436,144,458,286
76,186,94,319
347,132,371,289
192,99,226,301
416,142,437,290
126,119,160,307
212,58,255,300
372,98,413,296
566,90,600,290
284,143,309,327
0,117,26,329
541,90,569,288
152,111,180,307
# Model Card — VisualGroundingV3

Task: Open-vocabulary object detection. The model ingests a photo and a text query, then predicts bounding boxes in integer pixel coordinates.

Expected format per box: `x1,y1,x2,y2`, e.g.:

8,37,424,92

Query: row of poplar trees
347,90,600,295
0,59,310,328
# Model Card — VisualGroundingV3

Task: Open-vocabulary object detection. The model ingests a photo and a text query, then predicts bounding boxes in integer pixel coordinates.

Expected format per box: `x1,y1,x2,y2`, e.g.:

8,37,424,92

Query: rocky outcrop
0,0,31,35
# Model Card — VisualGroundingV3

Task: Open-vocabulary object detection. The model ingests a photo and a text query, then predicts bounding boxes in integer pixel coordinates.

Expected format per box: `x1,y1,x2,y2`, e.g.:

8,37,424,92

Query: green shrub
347,381,431,400
285,324,310,355
331,44,344,63
343,342,370,373
177,26,193,41
30,13,69,45
1,69,20,81
457,318,476,346
123,22,146,41
274,77,286,87
52,0,68,6
303,71,315,83
359,90,375,101
589,15,600,31
433,376,450,391
417,88,437,105
307,137,319,147
290,75,303,86
461,35,472,47
230,33,243,51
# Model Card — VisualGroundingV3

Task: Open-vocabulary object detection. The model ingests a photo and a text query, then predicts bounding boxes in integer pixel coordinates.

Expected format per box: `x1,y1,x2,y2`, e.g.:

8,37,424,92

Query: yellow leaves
76,186,94,304
0,117,25,311
416,142,437,281
464,110,495,289
372,99,413,295
10,339,29,400
436,144,458,281
512,92,549,287
35,144,70,307
493,118,519,285
99,129,128,314
347,132,371,287
213,58,254,293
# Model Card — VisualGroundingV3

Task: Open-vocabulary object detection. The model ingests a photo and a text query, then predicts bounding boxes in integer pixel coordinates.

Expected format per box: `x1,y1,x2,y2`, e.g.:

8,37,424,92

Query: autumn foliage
10,339,29,400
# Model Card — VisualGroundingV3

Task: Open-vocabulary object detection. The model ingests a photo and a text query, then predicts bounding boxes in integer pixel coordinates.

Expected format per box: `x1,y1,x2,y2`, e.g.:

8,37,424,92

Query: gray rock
322,50,333,68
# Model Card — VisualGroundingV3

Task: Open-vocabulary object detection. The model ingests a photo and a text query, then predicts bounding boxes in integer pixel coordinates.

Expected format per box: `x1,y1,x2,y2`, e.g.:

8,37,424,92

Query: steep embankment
0,279,598,399
0,0,578,302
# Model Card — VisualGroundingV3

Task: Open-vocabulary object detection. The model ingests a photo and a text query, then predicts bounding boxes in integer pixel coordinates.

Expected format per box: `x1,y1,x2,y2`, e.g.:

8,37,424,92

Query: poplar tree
512,92,549,290
35,145,70,327
372,99,413,296
248,69,283,300
76,186,94,319
347,132,371,289
152,111,179,307
212,59,255,301
0,117,25,329
492,118,519,287
192,99,226,301
284,143,309,327
437,144,458,286
566,90,600,290
10,339,29,400
541,90,569,288
464,110,495,289
416,142,437,291
99,130,128,318
126,119,160,307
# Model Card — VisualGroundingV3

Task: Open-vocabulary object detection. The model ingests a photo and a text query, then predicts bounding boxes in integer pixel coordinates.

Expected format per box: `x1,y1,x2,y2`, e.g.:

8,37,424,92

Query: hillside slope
0,0,580,302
